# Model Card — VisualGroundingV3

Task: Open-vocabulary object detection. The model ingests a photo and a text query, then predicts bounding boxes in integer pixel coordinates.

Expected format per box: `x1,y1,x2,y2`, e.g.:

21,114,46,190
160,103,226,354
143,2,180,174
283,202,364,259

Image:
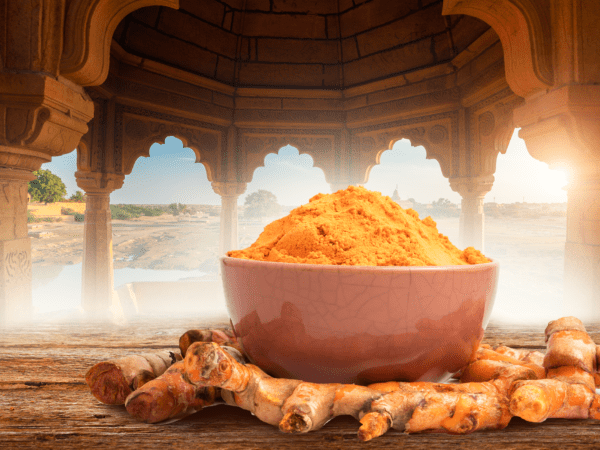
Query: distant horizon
103,199,568,207
41,129,569,206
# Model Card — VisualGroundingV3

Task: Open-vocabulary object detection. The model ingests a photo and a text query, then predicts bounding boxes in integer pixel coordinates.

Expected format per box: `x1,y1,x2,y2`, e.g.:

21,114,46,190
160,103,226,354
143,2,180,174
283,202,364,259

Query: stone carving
478,111,495,137
0,74,93,172
471,91,522,177
125,119,150,141
5,250,31,287
427,125,449,145
211,181,248,197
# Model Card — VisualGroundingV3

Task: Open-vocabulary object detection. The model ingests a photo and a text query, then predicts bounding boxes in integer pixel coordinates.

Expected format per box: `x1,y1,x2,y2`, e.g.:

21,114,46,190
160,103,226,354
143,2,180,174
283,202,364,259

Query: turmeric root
85,350,180,405
509,317,600,423
358,380,513,439
544,316,596,373
184,341,516,440
493,345,545,367
473,346,546,379
124,346,245,423
178,328,242,357
459,359,538,392
509,378,600,422
124,361,219,423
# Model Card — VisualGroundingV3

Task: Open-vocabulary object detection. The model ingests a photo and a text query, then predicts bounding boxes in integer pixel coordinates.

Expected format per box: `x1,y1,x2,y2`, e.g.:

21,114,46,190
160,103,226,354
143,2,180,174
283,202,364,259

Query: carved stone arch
61,0,179,86
120,116,221,183
353,116,456,186
442,0,552,98
238,130,337,185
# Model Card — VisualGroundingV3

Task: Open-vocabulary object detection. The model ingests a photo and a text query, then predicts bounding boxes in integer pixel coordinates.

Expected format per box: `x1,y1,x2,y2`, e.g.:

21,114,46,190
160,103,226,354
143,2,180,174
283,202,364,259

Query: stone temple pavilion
1,0,599,321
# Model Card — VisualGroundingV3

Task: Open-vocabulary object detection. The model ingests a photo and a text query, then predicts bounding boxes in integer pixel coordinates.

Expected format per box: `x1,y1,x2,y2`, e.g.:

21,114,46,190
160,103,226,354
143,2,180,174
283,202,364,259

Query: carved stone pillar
563,174,600,315
514,85,600,319
76,171,124,317
211,182,247,255
0,168,35,322
450,176,494,252
0,76,92,322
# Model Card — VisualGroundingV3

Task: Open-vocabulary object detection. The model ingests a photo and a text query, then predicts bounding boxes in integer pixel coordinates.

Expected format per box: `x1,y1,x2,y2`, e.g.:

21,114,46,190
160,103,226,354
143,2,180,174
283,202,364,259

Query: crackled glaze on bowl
221,256,498,384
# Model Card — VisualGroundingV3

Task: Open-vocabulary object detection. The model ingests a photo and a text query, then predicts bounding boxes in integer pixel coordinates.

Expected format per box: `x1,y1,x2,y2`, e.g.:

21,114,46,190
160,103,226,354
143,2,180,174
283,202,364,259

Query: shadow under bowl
221,256,498,385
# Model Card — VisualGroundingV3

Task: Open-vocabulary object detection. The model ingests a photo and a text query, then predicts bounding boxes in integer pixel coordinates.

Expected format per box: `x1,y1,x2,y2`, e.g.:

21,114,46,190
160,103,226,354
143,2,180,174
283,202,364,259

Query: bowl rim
220,255,498,273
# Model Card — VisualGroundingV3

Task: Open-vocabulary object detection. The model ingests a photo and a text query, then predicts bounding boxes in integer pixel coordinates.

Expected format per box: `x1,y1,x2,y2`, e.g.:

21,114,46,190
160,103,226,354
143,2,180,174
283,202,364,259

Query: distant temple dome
391,185,413,210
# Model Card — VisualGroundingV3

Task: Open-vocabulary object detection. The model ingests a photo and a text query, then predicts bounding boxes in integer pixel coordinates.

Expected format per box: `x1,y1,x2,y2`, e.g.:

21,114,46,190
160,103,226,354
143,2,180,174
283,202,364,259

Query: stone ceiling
112,0,490,89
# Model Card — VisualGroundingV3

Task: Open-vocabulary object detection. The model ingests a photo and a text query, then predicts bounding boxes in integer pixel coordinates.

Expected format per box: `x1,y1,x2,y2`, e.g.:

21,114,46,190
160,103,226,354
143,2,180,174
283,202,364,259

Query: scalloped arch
246,144,330,185
442,0,552,98
363,138,450,185
61,0,179,86
240,135,336,185
358,123,454,186
123,133,215,183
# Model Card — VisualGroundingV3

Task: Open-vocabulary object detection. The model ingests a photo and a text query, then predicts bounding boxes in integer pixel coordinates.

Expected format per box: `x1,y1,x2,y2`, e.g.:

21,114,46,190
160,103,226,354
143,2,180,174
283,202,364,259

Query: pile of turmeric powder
228,186,490,266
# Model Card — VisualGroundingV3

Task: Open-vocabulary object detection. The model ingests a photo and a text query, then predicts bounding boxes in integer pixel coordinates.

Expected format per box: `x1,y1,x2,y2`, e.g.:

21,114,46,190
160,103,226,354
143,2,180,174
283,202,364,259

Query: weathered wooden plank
0,347,181,383
2,320,600,449
484,322,600,348
0,317,231,348
1,385,600,449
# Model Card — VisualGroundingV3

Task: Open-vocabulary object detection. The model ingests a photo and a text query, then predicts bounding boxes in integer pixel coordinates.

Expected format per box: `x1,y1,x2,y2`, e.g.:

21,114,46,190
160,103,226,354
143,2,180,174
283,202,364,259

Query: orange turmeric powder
229,186,489,266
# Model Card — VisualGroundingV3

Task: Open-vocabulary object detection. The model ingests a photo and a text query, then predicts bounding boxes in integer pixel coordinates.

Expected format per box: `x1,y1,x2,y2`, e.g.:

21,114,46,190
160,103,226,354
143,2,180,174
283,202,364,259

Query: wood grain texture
1,319,600,449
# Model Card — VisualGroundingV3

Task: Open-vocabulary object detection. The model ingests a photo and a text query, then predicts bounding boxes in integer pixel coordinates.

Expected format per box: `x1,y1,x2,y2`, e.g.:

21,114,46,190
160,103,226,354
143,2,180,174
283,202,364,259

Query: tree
168,202,187,216
70,190,85,202
28,169,66,203
243,190,281,219
430,198,459,218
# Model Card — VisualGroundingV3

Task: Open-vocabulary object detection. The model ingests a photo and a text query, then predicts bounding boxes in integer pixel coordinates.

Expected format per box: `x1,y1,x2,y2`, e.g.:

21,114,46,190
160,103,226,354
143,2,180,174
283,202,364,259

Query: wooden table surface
1,317,600,449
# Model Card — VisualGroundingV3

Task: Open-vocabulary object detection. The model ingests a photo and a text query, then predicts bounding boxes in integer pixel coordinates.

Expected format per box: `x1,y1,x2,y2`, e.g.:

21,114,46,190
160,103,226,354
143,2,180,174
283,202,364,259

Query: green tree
70,190,85,202
243,190,281,219
168,203,187,216
28,169,66,203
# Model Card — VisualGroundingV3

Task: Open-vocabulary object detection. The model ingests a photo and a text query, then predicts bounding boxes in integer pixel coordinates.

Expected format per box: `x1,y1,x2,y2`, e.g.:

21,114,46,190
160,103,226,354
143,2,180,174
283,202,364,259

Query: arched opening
240,145,331,248
364,138,461,244
485,129,568,324
29,137,229,318
111,136,227,318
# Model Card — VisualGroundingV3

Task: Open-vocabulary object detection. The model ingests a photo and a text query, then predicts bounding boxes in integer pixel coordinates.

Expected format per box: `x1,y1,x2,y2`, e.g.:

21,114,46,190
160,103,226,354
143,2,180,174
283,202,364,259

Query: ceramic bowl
221,256,498,384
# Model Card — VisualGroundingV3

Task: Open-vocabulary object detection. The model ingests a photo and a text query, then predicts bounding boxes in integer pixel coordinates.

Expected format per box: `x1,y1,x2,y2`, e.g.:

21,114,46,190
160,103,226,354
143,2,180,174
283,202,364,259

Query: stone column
76,171,124,317
329,182,352,193
450,176,494,252
211,182,247,255
0,168,35,322
563,173,600,315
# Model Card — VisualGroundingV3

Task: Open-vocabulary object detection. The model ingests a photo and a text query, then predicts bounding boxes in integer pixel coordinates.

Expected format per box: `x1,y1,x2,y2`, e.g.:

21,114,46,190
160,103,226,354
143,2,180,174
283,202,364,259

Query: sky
43,129,568,206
